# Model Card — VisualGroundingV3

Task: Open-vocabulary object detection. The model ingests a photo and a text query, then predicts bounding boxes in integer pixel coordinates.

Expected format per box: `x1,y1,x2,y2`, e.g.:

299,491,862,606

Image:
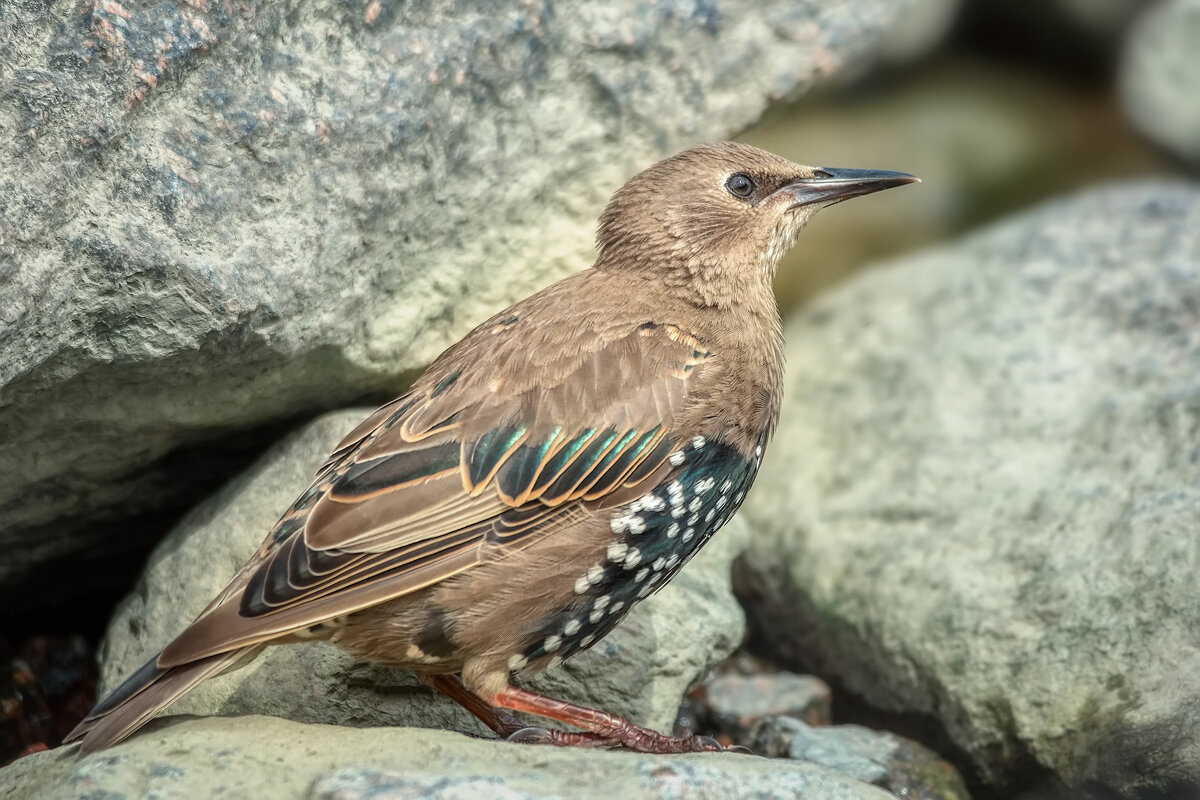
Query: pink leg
487,684,741,754
419,674,621,747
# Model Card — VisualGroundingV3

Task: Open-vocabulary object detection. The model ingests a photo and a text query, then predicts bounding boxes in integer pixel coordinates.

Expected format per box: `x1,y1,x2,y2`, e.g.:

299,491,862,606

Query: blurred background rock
2,1,1196,799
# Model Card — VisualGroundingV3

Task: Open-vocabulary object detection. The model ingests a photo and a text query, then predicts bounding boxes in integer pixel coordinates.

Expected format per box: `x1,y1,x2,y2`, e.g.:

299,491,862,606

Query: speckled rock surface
738,182,1200,796
96,409,748,738
753,716,970,800
0,716,895,800
705,672,833,736
1121,0,1200,167
0,0,911,614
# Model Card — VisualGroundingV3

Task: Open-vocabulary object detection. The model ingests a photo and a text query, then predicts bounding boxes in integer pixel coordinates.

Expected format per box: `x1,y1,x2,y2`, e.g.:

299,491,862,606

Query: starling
65,142,916,754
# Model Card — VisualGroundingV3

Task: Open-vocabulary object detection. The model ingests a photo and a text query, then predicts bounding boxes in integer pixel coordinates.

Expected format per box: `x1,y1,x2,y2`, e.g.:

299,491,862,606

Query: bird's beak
777,167,919,209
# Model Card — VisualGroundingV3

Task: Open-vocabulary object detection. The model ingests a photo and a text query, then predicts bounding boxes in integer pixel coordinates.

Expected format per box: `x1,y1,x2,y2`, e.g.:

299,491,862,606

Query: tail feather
64,648,253,753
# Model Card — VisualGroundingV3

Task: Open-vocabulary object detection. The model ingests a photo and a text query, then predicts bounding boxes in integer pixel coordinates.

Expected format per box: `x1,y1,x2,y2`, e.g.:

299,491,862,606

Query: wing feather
158,310,714,668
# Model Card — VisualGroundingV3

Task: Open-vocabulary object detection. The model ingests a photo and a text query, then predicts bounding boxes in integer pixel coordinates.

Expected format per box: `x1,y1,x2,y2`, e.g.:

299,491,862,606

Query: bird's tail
63,646,256,753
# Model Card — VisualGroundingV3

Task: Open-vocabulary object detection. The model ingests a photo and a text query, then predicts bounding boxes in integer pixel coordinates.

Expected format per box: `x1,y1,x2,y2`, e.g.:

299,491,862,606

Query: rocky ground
3,0,1199,798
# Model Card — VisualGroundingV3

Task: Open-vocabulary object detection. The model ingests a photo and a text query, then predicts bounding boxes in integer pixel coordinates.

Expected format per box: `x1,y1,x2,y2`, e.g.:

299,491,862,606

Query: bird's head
594,141,917,307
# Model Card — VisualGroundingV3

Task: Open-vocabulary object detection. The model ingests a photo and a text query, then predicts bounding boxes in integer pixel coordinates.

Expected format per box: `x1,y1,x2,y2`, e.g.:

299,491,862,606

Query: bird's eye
725,173,755,199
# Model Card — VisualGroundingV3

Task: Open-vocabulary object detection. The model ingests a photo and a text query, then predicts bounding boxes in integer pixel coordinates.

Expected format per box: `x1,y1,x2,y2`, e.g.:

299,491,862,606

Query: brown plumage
66,142,916,753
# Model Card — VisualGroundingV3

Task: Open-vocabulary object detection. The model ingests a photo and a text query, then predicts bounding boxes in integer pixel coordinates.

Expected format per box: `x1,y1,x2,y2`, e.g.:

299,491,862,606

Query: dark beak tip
783,166,921,207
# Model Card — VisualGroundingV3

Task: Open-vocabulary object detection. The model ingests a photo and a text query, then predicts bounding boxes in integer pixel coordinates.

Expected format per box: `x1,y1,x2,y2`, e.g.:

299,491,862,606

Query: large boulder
0,716,895,800
97,409,748,738
1121,0,1200,168
0,0,910,614
737,181,1200,796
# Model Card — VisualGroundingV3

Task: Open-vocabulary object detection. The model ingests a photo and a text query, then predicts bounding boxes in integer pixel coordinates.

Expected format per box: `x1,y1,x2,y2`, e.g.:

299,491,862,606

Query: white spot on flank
610,516,627,534
716,496,727,509
608,601,625,616
587,565,604,584
666,553,680,569
694,477,715,495
607,542,629,562
667,522,680,538
627,516,646,535
669,451,686,466
692,435,706,450
683,527,695,542
508,654,528,671
581,634,596,647
668,481,684,497
705,508,716,522
594,595,611,610
543,634,562,653
735,491,745,504
687,512,699,525
623,548,642,568
653,556,667,572
564,618,582,636
640,493,666,512
720,480,733,493
574,576,590,594
547,655,563,670
635,567,650,582
688,497,703,513
755,445,763,459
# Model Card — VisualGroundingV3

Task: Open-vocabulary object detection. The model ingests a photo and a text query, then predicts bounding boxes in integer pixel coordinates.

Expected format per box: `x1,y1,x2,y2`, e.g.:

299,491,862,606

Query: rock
871,0,960,66
97,409,748,739
704,672,833,738
1120,0,1200,167
0,0,911,615
752,716,971,800
741,53,1167,313
737,181,1200,796
0,715,896,800
0,635,95,763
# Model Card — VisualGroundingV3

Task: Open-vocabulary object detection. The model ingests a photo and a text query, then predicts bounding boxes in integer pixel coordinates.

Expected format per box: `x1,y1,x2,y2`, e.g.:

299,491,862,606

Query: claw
691,735,724,751
505,726,554,744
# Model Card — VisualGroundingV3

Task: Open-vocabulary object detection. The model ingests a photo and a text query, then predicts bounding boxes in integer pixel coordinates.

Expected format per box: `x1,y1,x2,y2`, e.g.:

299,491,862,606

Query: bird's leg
419,674,620,747
488,685,735,754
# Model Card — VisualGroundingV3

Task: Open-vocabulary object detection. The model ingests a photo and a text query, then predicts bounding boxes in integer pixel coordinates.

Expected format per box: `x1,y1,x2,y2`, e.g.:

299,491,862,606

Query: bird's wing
158,317,712,666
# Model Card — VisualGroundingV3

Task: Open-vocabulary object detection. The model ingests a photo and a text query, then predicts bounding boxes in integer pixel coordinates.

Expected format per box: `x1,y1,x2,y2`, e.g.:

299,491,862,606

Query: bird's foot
504,726,623,748
421,673,751,754
490,685,753,755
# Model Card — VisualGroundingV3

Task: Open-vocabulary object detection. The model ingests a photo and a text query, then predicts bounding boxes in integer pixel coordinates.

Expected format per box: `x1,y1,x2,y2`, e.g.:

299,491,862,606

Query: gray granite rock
97,409,748,739
752,717,970,800
0,715,895,800
705,672,833,737
1121,0,1200,167
0,0,911,613
738,181,1200,796
871,0,960,66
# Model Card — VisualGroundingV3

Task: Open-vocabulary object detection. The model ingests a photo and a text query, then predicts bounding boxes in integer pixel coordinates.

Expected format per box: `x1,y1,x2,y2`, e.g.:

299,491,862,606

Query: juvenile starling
66,142,916,754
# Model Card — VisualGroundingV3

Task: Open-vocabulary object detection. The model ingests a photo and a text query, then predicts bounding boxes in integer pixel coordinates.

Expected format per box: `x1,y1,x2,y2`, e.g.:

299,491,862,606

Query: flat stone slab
0,716,895,800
